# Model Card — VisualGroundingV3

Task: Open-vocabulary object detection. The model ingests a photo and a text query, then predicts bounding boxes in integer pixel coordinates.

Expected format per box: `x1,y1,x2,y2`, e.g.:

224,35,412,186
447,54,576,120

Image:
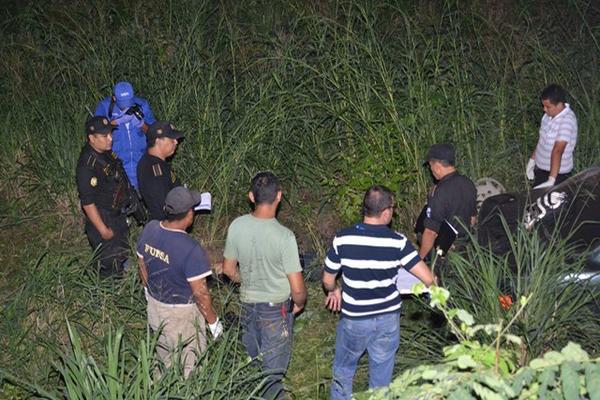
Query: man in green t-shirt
223,171,307,400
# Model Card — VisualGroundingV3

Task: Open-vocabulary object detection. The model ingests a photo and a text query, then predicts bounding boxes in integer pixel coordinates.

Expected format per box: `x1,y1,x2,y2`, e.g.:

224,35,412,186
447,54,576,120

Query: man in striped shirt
526,84,578,189
323,185,435,400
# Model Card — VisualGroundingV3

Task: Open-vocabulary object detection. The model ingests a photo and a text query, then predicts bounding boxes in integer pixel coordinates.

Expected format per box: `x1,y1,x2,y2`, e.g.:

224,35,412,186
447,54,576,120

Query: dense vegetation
1,0,599,398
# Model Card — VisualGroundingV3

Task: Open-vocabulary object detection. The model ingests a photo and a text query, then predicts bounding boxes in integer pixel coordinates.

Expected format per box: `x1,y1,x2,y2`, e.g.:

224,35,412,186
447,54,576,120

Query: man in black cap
137,121,184,221
136,186,222,378
76,116,130,277
418,143,477,260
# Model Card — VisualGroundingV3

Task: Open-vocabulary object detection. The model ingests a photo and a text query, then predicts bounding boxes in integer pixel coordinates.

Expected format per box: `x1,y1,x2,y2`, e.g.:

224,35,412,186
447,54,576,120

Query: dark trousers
533,167,572,187
85,208,129,277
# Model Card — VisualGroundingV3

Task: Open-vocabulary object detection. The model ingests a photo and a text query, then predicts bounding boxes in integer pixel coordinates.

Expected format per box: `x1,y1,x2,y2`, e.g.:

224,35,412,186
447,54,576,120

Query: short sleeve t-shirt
424,172,477,237
223,214,302,304
136,220,211,304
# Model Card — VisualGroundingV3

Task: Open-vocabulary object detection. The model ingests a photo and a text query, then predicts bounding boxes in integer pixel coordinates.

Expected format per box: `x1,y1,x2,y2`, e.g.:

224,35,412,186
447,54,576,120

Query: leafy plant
356,285,600,399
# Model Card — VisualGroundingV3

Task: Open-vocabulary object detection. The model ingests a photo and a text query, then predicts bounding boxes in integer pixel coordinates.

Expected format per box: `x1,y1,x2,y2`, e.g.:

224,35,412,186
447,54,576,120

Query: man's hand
208,317,224,339
112,113,134,126
130,116,144,129
82,204,114,241
291,302,304,315
100,226,115,240
222,258,241,283
534,176,556,189
526,158,536,180
287,271,307,313
325,288,342,312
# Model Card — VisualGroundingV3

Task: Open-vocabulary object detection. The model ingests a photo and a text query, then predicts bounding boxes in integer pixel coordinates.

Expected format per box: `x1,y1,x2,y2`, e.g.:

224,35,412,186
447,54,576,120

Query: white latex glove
533,176,556,189
208,318,224,339
526,158,536,180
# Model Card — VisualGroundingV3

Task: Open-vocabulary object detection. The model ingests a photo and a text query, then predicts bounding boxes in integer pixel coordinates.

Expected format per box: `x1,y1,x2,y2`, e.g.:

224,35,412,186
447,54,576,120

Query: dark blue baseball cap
113,81,135,109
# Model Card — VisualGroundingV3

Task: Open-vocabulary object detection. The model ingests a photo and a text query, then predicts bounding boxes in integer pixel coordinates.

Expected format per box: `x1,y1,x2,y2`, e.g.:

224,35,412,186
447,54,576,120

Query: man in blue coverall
95,81,156,188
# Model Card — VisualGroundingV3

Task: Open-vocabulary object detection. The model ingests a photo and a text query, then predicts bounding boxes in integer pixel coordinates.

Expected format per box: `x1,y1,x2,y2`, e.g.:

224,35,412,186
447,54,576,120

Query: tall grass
447,222,600,365
1,0,600,398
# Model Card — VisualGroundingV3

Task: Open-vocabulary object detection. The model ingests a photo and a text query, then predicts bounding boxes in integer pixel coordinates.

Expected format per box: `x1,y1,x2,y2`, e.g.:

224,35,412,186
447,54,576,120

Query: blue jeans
241,301,294,400
331,312,401,400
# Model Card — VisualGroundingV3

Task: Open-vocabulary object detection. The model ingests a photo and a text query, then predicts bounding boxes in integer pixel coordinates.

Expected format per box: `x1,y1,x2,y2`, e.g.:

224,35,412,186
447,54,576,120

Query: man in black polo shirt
419,143,477,260
76,116,129,277
137,121,183,221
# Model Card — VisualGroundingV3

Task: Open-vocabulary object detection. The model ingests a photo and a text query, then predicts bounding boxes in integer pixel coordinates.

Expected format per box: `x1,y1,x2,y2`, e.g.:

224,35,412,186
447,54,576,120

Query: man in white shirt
526,84,578,189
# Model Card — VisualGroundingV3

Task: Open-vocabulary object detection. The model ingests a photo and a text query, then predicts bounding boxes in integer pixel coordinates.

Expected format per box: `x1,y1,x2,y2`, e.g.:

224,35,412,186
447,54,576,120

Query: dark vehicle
477,166,600,277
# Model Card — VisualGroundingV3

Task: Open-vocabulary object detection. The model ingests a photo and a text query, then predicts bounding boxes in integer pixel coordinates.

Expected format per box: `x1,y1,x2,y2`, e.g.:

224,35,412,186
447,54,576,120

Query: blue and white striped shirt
324,223,420,318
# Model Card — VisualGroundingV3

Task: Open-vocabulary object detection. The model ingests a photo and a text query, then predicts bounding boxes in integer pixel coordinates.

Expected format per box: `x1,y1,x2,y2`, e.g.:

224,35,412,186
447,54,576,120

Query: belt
244,299,290,307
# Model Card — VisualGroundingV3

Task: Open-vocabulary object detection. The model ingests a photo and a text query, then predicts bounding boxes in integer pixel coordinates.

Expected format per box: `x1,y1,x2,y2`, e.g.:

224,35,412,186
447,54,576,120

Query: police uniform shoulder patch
90,177,98,187
152,164,163,177
86,154,97,168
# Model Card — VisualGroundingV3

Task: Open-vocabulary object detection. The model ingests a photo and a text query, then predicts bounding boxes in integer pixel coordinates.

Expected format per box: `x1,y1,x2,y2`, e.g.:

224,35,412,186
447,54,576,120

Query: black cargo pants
85,208,129,277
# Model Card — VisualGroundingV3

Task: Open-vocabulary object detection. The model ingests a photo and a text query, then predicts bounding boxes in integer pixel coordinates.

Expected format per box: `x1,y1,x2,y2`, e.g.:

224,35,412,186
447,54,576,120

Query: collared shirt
75,143,124,211
137,153,181,221
424,171,477,237
136,220,211,304
534,104,578,173
324,223,420,318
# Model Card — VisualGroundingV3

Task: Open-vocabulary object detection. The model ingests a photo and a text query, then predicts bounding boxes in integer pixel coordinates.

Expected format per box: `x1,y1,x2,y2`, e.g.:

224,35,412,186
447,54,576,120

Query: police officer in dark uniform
137,121,184,221
418,143,477,260
76,116,130,277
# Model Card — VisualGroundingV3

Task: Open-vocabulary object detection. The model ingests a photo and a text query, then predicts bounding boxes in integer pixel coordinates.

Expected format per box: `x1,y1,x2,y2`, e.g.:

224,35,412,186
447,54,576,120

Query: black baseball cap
164,186,204,215
147,121,184,143
85,116,116,136
424,143,456,165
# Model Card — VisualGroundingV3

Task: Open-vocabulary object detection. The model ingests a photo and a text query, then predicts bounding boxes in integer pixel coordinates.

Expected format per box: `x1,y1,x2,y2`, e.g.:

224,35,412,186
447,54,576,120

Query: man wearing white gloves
137,186,223,378
527,84,577,189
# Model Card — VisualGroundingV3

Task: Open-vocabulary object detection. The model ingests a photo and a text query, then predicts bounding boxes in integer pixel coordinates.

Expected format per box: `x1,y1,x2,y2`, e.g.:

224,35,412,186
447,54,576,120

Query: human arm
526,158,536,180
421,186,450,258
322,271,341,312
140,98,156,125
287,271,307,314
82,203,114,240
188,278,218,324
408,260,436,287
222,257,241,283
183,246,222,338
323,238,342,311
222,222,241,282
138,98,155,132
419,227,438,259
533,141,567,189
137,256,148,287
94,98,110,117
548,141,567,179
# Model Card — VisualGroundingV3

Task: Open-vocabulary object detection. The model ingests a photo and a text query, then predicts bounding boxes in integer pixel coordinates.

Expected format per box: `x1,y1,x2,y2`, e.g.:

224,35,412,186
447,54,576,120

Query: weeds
1,0,600,398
